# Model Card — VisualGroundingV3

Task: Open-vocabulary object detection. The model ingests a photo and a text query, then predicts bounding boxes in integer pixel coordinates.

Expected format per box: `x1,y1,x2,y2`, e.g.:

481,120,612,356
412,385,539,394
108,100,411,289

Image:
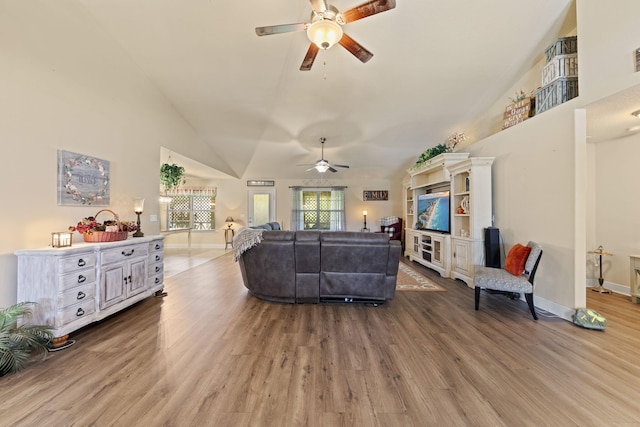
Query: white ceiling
79,0,577,181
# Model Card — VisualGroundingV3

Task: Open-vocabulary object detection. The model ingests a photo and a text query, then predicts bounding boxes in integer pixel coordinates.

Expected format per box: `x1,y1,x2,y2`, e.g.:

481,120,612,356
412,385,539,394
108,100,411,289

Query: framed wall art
363,190,389,201
57,150,110,206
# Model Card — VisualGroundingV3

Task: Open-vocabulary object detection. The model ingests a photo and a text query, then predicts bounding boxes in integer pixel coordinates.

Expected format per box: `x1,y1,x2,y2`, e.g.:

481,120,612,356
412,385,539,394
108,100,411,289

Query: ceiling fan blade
255,23,308,37
338,33,373,63
309,0,328,13
328,166,338,173
341,0,396,24
332,164,350,168
300,43,320,71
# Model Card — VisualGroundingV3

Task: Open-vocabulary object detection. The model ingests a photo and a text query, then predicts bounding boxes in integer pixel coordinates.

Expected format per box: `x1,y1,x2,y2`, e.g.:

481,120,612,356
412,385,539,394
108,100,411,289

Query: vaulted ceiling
79,0,575,181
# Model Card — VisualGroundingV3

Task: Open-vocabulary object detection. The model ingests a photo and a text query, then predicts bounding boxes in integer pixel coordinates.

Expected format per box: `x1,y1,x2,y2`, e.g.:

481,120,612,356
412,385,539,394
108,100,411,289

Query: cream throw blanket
232,228,264,261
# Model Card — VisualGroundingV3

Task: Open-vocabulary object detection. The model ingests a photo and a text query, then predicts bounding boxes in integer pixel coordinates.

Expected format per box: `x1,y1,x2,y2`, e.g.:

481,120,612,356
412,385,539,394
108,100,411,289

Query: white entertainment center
403,153,494,287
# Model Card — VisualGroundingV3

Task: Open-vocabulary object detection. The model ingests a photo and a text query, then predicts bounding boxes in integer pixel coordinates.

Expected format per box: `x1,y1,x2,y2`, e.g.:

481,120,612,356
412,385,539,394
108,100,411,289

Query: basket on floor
83,209,128,242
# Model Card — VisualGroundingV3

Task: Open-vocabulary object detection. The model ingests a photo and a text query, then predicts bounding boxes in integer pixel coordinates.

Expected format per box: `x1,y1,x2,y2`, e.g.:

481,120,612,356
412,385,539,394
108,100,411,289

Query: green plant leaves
160,163,185,190
0,302,53,376
415,143,450,166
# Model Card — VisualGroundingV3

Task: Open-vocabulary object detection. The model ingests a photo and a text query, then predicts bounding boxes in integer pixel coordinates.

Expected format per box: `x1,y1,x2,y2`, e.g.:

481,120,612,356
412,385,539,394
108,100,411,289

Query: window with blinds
291,187,345,231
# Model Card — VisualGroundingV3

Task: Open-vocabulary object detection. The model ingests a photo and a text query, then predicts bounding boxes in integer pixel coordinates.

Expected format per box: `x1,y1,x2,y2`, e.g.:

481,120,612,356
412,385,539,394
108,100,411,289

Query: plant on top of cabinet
411,132,468,171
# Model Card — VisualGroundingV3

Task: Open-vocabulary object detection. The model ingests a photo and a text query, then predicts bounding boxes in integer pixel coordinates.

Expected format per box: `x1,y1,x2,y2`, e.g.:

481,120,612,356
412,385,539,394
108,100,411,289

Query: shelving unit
448,158,494,286
403,153,493,286
402,177,413,255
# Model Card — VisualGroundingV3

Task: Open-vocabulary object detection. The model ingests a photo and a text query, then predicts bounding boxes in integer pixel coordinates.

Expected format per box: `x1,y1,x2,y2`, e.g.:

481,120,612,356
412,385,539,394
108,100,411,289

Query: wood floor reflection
1,253,639,426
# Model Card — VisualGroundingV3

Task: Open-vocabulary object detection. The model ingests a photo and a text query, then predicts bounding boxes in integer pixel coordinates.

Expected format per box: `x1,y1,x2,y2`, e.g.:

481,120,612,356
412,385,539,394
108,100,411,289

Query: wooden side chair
474,241,543,320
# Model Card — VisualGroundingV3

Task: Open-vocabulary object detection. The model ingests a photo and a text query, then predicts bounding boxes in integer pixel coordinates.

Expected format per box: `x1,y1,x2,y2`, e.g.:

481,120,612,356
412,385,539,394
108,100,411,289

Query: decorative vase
461,196,470,213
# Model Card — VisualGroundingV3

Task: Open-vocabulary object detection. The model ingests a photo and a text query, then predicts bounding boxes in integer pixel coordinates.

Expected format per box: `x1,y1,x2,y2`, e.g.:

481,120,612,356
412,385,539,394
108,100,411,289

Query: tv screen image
416,191,450,233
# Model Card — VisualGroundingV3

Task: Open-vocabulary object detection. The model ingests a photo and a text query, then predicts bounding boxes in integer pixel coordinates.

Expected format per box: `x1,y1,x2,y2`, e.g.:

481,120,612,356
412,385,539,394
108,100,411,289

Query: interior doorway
247,189,276,227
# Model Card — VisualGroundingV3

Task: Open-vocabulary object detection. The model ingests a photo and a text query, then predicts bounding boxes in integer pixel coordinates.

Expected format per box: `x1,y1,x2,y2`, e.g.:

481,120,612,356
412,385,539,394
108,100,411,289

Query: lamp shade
134,197,145,213
307,19,343,49
225,216,234,223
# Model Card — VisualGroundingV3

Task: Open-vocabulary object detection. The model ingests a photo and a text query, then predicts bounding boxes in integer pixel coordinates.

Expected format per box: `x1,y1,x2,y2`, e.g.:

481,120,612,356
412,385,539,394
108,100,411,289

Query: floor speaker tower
484,227,501,268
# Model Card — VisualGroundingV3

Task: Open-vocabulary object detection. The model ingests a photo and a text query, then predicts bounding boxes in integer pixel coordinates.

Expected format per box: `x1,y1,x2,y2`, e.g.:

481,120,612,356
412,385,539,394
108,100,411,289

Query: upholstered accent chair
378,217,403,241
474,241,543,320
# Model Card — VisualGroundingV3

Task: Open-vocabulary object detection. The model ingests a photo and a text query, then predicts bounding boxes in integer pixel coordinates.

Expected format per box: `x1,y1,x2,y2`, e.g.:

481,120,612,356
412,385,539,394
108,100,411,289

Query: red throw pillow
504,243,532,276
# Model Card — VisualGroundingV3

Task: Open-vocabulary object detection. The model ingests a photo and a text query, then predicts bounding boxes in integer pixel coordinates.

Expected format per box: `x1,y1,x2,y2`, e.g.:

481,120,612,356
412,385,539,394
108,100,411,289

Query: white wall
579,0,640,293
0,2,218,307
577,0,640,103
590,131,640,288
467,101,581,315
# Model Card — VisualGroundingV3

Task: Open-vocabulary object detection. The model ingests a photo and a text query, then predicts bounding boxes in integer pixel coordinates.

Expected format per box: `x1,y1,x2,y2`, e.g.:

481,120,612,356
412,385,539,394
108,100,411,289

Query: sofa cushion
504,243,531,276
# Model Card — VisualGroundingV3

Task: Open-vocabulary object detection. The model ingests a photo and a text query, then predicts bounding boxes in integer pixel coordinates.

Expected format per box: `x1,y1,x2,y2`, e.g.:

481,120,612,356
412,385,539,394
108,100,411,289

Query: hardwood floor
2,254,640,426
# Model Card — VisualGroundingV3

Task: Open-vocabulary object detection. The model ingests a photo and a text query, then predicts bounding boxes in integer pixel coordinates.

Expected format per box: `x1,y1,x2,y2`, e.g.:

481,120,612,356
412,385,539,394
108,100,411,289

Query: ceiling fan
299,137,350,173
255,0,396,71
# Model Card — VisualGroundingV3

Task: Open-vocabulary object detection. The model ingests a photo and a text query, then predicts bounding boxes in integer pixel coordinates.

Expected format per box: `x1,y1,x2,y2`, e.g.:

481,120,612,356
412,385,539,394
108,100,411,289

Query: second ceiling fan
299,137,350,173
255,0,396,71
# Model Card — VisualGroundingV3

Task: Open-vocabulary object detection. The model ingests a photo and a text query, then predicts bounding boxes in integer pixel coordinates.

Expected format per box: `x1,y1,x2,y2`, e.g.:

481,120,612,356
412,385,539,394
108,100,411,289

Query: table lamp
133,197,144,237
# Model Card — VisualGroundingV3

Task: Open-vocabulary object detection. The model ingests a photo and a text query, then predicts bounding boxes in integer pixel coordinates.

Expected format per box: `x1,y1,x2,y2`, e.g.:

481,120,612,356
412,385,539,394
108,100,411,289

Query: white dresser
15,236,164,339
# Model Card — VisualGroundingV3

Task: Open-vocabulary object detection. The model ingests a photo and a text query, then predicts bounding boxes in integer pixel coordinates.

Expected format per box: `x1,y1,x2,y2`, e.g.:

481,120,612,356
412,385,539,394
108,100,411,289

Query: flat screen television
416,190,450,233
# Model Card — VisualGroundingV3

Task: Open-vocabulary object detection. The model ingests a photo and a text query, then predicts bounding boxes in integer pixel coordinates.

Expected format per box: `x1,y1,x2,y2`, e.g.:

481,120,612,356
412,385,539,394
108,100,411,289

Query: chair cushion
525,242,542,274
474,266,533,293
504,243,531,276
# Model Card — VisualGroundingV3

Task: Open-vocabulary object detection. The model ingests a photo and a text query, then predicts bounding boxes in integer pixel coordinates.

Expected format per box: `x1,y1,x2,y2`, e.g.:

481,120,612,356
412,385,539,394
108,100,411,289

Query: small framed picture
363,190,388,201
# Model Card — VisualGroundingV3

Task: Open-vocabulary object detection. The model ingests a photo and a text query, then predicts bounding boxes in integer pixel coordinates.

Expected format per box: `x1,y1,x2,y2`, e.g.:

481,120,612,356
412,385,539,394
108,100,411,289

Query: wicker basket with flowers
69,209,137,242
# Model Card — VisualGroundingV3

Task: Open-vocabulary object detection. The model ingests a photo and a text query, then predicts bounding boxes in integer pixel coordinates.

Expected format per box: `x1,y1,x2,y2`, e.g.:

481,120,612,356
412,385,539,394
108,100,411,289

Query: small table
161,228,192,254
589,246,613,294
224,228,235,250
630,255,640,303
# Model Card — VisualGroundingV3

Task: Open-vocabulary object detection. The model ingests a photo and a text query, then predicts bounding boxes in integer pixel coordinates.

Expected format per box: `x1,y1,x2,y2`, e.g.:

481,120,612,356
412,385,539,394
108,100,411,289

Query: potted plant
0,302,53,376
411,132,468,171
160,163,185,191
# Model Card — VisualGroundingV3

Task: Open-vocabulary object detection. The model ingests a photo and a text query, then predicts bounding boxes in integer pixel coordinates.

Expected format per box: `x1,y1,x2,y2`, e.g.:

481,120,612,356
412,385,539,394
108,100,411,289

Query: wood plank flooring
1,253,639,426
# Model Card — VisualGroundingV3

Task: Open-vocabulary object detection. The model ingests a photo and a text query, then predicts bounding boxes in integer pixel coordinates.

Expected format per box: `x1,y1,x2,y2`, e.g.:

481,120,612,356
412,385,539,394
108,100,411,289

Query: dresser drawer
59,269,96,292
60,283,96,308
149,273,164,288
149,251,164,265
101,244,148,265
150,240,164,253
58,253,97,273
149,262,164,277
60,299,95,325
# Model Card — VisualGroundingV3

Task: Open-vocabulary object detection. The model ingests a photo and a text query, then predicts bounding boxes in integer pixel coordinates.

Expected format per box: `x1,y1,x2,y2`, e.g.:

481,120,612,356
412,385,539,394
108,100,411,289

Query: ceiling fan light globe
315,164,330,173
307,19,343,50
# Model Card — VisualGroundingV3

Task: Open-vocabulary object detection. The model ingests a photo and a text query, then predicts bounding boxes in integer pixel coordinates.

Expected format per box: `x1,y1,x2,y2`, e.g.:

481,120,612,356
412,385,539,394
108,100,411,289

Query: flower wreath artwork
57,150,110,206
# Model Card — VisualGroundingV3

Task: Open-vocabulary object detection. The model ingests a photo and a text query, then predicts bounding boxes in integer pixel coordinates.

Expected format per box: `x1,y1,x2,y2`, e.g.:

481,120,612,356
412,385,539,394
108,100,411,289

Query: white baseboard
164,243,227,249
585,278,630,296
532,280,632,322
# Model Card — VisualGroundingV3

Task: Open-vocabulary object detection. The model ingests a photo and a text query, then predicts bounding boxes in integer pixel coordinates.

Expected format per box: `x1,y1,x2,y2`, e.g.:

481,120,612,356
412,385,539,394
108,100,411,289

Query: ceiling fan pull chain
323,59,328,80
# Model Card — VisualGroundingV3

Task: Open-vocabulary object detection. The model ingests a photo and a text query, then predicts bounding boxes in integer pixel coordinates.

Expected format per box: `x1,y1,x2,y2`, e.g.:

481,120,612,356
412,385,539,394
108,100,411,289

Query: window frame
165,194,216,231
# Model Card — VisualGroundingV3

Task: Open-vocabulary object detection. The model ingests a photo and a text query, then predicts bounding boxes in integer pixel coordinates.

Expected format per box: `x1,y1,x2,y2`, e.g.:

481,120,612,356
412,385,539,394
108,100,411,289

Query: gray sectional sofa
236,229,401,304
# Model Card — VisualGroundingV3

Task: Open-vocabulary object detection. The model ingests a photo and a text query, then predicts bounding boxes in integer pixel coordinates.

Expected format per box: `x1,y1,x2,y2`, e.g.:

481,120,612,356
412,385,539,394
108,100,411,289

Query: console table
15,236,165,340
225,228,235,250
630,255,640,303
